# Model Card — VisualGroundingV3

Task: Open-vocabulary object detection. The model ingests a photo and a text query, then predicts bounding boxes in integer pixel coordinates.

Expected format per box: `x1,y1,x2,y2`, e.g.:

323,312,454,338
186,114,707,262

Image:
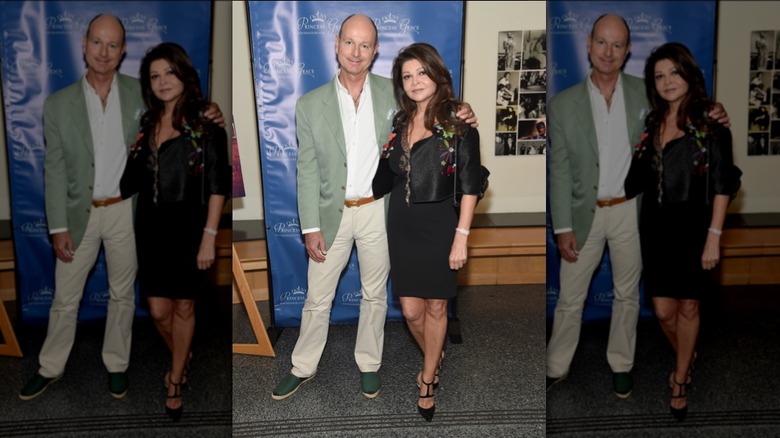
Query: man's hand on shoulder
204,102,226,128
456,103,479,128
709,102,730,128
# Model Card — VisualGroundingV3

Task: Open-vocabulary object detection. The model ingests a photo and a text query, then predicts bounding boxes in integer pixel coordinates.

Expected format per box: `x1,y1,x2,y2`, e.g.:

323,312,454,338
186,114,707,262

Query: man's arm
548,95,579,263
43,100,75,263
295,100,327,263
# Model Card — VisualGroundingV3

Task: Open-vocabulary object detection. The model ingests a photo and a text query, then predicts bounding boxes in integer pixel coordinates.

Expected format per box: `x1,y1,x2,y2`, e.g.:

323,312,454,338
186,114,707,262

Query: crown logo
129,13,146,24
633,13,650,24
57,11,75,23
562,11,577,22
382,13,399,24
311,11,326,23
286,218,300,227
289,286,306,295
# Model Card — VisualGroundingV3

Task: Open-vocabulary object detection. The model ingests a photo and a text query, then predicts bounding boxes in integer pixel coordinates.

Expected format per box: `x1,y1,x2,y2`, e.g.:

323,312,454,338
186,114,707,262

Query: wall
716,1,780,213
230,1,548,221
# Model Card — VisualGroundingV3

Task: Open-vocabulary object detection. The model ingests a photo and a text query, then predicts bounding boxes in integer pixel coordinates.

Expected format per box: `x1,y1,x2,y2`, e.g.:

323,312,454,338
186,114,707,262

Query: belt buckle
93,199,108,207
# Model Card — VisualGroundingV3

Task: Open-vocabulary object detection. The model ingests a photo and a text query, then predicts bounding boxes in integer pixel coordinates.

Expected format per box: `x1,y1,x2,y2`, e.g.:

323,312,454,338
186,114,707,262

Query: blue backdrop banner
545,1,717,321
0,1,213,324
247,1,465,328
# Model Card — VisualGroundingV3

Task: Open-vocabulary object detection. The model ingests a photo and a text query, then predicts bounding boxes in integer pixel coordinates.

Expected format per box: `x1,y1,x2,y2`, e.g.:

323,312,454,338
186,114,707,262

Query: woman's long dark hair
391,42,465,135
139,42,208,135
643,42,713,132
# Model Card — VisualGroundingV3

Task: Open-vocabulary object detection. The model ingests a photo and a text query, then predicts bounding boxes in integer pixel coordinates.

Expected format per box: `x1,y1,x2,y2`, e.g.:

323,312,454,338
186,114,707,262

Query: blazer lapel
69,83,94,157
573,80,598,155
321,82,347,159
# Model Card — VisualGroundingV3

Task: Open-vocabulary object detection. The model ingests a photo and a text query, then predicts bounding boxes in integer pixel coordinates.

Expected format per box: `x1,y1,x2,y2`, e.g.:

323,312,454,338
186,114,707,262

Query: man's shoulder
550,79,586,107
621,73,645,88
44,80,82,107
299,79,334,105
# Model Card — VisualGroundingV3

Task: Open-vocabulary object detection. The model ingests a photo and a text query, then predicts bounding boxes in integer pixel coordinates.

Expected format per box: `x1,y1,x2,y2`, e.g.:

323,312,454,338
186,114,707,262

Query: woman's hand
701,232,721,270
197,232,217,270
449,232,469,270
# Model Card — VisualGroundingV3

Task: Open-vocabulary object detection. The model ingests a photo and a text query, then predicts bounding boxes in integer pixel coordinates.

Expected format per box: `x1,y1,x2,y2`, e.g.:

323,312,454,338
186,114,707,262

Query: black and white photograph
521,30,546,70
771,120,780,141
751,30,774,71
771,141,780,155
749,106,771,132
520,70,546,92
495,132,517,156
518,119,546,141
748,132,770,155
517,140,545,156
496,106,518,132
498,31,519,71
749,71,770,106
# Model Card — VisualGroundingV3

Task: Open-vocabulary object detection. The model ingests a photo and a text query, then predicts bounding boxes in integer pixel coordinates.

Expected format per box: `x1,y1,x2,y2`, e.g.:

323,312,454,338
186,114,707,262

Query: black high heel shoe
670,378,688,421
417,378,436,422
417,351,445,390
166,381,183,421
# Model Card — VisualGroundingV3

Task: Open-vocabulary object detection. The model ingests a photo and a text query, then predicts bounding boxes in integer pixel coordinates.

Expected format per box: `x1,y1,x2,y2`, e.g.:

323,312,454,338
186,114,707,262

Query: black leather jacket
373,123,482,203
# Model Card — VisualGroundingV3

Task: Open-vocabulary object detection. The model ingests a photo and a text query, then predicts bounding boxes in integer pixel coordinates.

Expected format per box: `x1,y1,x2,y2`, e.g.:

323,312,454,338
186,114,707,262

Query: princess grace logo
279,286,307,304
549,62,567,80
19,218,48,235
8,57,63,78
45,11,87,35
341,289,362,306
626,12,671,35
28,286,54,303
549,10,589,33
273,218,300,236
12,141,46,160
265,141,298,161
122,13,168,34
373,12,420,36
262,57,315,79
591,290,614,306
297,11,339,35
88,290,109,305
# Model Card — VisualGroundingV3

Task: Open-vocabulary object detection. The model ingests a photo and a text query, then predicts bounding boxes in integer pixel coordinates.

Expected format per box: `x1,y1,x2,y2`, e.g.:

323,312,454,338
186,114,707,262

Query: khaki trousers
547,198,641,378
291,198,389,378
38,199,137,377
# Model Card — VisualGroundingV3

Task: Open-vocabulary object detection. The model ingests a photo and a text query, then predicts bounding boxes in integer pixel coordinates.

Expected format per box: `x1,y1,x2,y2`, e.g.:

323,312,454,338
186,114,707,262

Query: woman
120,42,230,420
626,42,740,421
373,43,482,422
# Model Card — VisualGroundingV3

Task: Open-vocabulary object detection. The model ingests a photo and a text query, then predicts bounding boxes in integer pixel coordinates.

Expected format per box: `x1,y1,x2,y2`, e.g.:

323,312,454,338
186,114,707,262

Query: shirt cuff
301,227,320,234
49,227,68,235
553,227,572,235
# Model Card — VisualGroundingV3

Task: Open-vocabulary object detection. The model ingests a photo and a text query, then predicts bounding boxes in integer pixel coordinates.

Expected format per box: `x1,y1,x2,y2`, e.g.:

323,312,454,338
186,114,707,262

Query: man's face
587,15,630,77
82,15,125,77
335,15,378,78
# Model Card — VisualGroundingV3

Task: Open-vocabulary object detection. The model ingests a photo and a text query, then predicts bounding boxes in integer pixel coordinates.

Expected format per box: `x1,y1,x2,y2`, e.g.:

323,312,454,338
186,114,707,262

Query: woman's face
401,58,436,107
653,58,689,106
149,59,184,105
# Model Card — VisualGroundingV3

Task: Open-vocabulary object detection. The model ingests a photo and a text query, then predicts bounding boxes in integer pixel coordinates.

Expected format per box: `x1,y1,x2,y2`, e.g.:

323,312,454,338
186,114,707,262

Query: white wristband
708,227,722,236
204,227,218,236
455,227,470,236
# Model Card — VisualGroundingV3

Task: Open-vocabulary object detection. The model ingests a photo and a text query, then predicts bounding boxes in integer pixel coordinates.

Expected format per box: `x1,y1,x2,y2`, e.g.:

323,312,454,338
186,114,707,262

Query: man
547,13,727,398
19,13,222,401
272,13,475,400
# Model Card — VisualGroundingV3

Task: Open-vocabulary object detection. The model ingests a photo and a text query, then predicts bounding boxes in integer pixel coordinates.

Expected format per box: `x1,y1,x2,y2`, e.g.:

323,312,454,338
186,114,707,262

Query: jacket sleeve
43,98,68,231
457,126,482,195
204,126,231,197
709,125,741,200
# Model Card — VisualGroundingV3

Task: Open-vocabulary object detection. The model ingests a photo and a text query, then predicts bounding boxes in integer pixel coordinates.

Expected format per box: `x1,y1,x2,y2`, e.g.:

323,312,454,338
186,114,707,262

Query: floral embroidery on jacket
433,124,456,176
687,124,708,176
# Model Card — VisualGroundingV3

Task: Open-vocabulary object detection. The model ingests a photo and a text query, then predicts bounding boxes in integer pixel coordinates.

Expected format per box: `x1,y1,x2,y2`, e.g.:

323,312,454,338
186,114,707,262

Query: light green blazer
43,72,146,250
295,73,396,249
549,72,649,249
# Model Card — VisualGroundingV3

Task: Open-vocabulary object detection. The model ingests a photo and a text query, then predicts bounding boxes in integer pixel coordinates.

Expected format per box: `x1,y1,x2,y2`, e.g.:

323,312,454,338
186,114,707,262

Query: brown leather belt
344,196,378,208
91,196,123,208
596,196,628,208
